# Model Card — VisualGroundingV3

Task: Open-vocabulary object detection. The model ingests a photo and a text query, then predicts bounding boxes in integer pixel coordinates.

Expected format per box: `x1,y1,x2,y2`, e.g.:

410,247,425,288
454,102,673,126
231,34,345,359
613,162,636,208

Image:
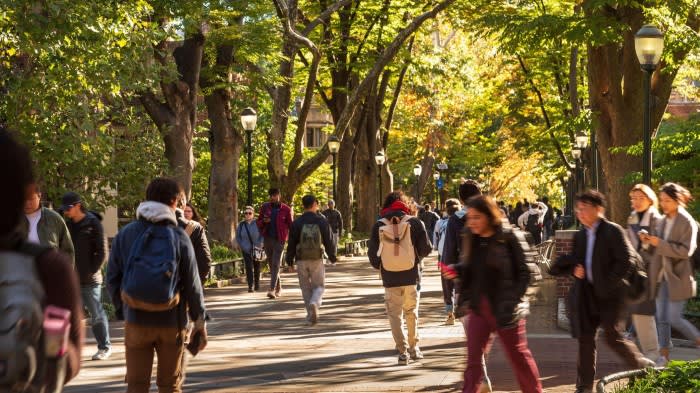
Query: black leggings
243,252,261,289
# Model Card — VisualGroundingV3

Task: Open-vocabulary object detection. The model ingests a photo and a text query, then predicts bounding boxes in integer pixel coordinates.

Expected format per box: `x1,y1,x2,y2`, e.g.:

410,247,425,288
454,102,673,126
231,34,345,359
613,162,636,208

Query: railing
595,367,661,393
345,239,369,256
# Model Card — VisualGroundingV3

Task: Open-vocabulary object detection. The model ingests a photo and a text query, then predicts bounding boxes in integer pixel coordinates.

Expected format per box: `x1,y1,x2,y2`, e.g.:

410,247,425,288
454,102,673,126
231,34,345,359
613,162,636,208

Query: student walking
20,183,74,263
321,199,343,264
368,191,432,365
550,190,654,393
61,191,112,360
285,195,337,325
625,184,664,365
434,198,461,325
237,206,264,292
257,188,293,299
445,195,542,393
176,199,211,284
107,178,207,393
639,182,700,360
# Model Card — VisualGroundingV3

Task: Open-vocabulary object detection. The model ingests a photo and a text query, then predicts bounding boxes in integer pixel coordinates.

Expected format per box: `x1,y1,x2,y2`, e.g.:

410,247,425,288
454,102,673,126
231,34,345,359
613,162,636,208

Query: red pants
463,298,542,393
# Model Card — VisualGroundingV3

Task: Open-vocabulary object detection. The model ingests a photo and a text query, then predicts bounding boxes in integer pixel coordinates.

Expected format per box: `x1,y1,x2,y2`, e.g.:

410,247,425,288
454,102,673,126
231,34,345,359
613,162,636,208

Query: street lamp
327,135,341,201
635,25,664,185
413,164,422,202
375,150,386,208
436,163,448,210
432,172,440,210
241,107,257,206
571,146,582,196
575,131,589,150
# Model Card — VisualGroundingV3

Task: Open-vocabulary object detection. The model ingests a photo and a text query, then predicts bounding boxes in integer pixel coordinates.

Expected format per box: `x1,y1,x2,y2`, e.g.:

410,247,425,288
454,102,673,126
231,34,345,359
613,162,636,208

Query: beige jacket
649,207,698,301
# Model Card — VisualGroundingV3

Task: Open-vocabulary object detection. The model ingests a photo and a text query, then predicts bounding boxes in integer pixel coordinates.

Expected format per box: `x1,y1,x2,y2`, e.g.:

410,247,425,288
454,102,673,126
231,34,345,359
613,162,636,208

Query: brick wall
554,230,577,330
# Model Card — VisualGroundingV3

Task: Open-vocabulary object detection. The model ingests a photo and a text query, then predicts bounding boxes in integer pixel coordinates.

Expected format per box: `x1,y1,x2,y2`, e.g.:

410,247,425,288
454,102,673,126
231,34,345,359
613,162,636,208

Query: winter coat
368,210,432,288
256,202,293,243
176,210,211,283
107,201,206,327
454,224,531,328
649,207,698,301
625,207,662,315
419,209,440,238
550,218,635,337
321,208,343,236
441,209,466,266
19,207,74,264
67,211,107,286
236,220,263,255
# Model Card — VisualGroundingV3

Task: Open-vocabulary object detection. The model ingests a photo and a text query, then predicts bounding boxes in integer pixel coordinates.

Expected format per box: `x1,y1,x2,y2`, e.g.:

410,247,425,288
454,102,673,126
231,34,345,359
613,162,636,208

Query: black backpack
525,213,541,236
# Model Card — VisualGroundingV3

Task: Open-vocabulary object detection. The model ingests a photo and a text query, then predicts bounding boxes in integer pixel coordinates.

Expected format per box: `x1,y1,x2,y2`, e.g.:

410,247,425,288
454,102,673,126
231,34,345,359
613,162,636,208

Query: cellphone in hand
186,330,202,357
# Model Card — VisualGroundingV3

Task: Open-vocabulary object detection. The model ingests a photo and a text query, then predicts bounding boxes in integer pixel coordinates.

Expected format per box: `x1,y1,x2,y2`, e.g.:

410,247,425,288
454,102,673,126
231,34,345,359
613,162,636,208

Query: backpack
0,242,66,392
121,224,181,312
623,249,649,304
296,223,323,261
525,213,541,235
377,215,416,272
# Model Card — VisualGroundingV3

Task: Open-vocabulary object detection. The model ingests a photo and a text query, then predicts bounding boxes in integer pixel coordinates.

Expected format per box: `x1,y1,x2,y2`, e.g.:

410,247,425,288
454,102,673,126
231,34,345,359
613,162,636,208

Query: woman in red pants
444,195,542,393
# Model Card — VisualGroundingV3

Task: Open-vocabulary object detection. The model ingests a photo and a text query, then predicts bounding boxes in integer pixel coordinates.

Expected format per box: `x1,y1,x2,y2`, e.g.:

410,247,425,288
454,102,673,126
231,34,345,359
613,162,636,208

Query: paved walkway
66,254,699,392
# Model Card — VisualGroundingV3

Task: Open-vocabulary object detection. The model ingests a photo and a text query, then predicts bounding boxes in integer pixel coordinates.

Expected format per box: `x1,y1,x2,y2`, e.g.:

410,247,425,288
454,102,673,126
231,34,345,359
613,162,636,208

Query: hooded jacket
368,210,432,288
441,209,466,265
175,209,211,283
66,211,107,286
107,201,206,327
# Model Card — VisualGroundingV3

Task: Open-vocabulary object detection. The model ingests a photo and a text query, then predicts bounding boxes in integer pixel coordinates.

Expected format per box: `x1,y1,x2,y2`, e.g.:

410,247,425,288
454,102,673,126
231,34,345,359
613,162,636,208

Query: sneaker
639,357,657,368
92,348,111,360
267,290,277,299
445,312,455,326
248,287,254,293
308,304,319,325
397,353,409,365
655,356,668,367
408,347,424,360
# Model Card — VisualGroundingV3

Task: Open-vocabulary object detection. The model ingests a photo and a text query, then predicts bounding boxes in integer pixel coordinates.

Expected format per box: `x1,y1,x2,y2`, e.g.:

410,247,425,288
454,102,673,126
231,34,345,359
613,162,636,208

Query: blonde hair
629,184,658,208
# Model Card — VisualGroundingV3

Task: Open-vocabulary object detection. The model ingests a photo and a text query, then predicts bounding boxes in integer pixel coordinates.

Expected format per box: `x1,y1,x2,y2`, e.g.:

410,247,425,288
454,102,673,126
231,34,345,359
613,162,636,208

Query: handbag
243,223,266,262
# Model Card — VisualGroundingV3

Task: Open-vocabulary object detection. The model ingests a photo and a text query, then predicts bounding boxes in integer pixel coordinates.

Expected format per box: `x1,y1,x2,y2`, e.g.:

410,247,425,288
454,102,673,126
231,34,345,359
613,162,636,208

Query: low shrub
210,242,240,262
614,361,700,392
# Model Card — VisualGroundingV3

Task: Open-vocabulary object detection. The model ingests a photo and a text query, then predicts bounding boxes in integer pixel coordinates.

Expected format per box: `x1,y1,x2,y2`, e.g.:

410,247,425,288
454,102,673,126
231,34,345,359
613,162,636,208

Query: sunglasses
244,211,254,215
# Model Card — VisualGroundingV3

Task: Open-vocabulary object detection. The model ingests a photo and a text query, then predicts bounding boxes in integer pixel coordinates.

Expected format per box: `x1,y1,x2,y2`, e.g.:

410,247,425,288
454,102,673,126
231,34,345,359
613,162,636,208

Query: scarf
380,200,411,217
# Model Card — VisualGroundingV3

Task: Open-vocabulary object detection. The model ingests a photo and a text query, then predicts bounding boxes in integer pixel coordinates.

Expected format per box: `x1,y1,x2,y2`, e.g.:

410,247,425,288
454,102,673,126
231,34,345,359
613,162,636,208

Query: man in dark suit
550,190,654,393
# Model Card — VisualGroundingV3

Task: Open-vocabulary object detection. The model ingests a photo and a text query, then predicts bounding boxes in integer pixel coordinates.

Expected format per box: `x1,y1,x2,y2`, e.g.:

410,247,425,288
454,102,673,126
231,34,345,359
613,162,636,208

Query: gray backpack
0,243,63,393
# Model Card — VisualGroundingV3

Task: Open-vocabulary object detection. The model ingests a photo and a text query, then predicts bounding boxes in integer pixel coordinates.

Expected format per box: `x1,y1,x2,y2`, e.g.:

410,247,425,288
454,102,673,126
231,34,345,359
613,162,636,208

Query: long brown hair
466,195,504,229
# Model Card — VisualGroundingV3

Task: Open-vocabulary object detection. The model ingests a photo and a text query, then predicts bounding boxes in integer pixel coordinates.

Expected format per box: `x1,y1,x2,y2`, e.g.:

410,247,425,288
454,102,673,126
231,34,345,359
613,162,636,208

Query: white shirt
26,209,42,244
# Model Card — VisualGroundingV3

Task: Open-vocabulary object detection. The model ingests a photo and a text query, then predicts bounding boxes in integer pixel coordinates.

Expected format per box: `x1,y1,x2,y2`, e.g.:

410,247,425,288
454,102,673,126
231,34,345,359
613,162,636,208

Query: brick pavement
65,254,699,392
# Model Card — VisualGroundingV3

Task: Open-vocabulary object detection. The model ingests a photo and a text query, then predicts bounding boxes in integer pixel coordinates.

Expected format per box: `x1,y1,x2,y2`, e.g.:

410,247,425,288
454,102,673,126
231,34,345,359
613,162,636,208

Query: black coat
454,225,531,328
67,211,107,286
550,218,634,337
176,212,212,283
321,208,343,236
441,210,466,266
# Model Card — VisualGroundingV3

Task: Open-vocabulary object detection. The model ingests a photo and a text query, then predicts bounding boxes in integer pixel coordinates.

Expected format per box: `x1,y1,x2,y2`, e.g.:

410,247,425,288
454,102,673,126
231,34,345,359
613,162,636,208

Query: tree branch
302,0,354,36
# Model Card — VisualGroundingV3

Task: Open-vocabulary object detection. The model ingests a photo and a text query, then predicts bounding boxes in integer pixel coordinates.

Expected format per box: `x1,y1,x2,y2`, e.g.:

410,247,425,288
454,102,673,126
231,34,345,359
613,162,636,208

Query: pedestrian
107,177,208,393
236,206,263,292
625,184,665,366
518,202,546,245
0,128,83,391
176,198,211,283
20,182,75,263
61,191,112,360
442,180,482,269
639,182,700,361
444,195,542,393
550,190,655,393
509,201,522,226
434,198,461,325
183,202,203,224
321,199,343,265
541,196,554,241
286,195,337,325
368,191,432,365
419,203,440,238
256,188,294,299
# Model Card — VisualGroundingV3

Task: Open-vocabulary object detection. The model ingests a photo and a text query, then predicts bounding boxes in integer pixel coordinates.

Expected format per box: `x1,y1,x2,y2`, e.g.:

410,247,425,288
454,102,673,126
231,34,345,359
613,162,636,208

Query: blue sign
437,178,444,189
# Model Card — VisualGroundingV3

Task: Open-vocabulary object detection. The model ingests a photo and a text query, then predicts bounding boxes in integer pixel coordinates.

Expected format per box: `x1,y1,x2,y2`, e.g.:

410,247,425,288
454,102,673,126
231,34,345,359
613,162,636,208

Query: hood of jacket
136,201,177,225
455,208,467,219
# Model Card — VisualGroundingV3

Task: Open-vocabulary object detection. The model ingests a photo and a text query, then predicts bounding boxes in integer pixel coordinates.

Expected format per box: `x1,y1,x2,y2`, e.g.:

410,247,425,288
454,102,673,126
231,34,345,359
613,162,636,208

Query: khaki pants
384,285,420,354
631,314,660,360
124,322,187,393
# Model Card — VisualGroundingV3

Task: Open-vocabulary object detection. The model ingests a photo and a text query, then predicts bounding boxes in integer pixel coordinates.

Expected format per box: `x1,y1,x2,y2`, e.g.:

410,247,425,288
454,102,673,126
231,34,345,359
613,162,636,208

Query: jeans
439,254,454,313
297,259,325,308
264,237,285,291
124,322,187,393
384,285,419,354
656,280,700,348
81,284,111,350
242,251,261,289
463,298,542,393
631,314,660,359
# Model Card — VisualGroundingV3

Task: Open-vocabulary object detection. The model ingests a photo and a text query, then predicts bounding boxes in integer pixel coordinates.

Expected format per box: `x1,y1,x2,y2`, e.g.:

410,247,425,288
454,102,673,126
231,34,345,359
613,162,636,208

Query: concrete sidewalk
66,254,699,392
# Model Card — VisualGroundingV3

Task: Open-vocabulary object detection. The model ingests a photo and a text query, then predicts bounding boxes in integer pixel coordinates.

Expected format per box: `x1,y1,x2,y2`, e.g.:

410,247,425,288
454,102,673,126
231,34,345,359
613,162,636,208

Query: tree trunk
140,34,204,198
201,43,243,246
336,134,355,234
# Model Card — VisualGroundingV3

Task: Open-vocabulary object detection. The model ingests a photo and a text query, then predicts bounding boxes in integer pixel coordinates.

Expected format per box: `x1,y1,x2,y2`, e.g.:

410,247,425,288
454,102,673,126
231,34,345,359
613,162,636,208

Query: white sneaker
92,348,111,360
639,357,656,368
655,356,668,367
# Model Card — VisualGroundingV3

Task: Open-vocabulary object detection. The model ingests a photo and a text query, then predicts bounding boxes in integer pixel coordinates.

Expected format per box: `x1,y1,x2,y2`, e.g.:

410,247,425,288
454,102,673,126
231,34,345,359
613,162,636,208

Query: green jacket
19,207,75,265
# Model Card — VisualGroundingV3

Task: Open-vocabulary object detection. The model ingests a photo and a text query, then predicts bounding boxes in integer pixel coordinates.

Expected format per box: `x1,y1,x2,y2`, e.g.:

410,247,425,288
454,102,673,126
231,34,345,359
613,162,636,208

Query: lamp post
635,25,665,185
413,164,422,202
436,162,448,211
240,107,258,206
575,131,589,188
374,151,386,209
432,172,440,211
327,135,340,201
572,145,582,195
